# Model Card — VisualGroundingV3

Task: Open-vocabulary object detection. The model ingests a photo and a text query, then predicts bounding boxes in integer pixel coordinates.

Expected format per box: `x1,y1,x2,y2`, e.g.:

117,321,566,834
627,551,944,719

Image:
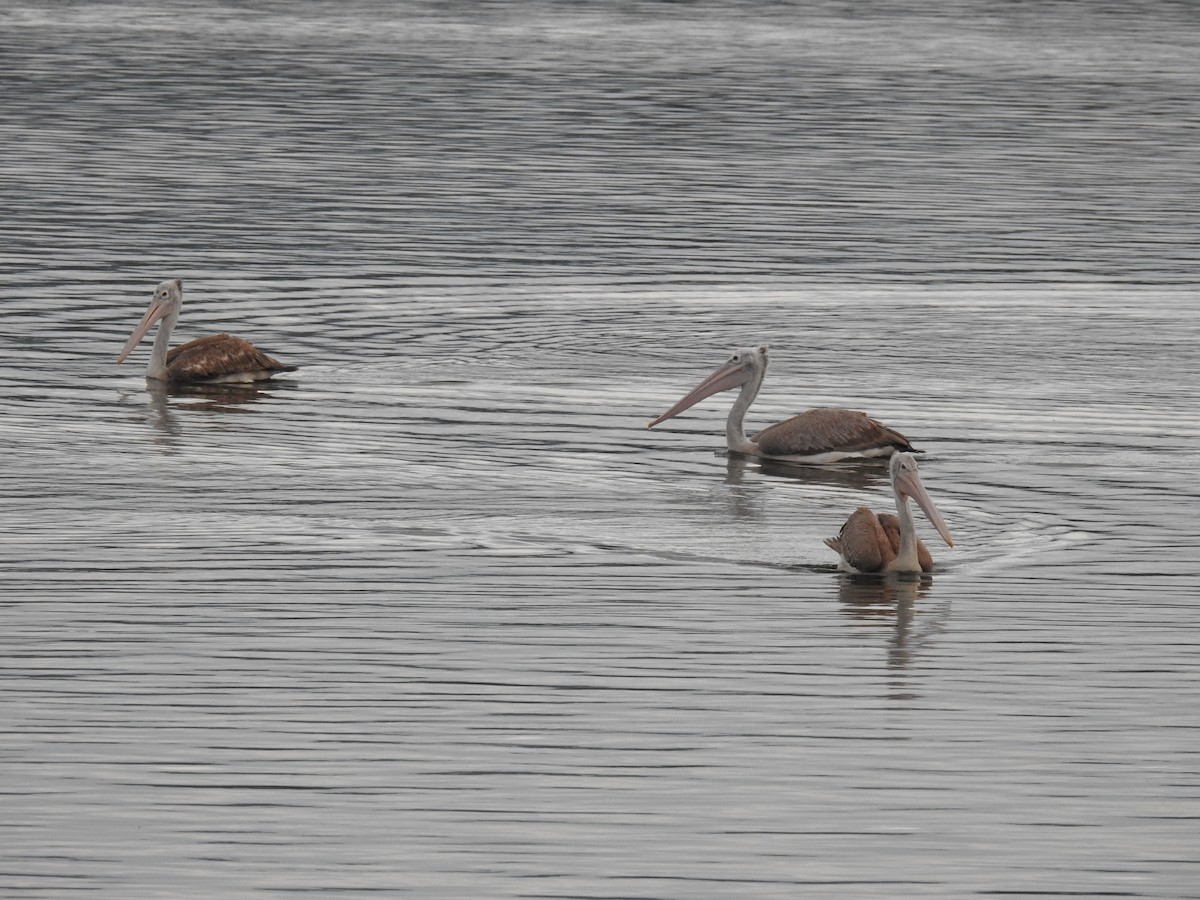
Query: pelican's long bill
894,465,955,548
647,356,751,429
116,299,170,364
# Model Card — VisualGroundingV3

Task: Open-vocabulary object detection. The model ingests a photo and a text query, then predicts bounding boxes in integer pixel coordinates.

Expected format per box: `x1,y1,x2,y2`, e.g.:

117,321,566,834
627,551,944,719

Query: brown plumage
825,507,934,573
164,333,294,383
117,279,295,384
753,407,914,460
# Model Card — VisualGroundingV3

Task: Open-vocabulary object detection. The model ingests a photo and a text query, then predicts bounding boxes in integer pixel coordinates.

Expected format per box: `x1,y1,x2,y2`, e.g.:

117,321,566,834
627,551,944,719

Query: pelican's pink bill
896,467,954,547
647,358,751,429
116,301,169,364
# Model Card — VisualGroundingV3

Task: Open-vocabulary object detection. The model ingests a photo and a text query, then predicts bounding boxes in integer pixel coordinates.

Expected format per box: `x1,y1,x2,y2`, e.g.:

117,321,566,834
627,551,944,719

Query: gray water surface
2,3,1199,898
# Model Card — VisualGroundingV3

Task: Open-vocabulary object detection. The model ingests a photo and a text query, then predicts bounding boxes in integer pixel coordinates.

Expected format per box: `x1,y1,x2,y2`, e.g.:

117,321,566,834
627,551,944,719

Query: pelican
648,345,915,464
116,279,295,383
824,451,954,573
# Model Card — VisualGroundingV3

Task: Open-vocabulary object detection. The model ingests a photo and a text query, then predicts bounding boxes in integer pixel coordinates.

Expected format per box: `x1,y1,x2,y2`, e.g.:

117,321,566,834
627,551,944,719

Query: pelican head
648,344,769,429
117,278,183,364
889,452,954,548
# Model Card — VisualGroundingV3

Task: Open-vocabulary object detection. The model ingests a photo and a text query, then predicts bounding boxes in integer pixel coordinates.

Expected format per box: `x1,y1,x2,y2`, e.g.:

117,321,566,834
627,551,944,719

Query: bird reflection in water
158,380,275,411
725,453,890,492
131,381,280,450
717,454,886,523
838,573,950,691
720,455,892,534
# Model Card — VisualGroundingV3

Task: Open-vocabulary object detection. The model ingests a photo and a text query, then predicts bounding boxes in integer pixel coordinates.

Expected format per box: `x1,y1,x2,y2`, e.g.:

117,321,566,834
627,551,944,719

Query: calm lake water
2,2,1199,898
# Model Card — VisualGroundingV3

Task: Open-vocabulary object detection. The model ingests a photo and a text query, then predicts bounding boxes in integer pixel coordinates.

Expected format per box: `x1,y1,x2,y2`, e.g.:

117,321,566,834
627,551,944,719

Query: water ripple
3,3,1200,898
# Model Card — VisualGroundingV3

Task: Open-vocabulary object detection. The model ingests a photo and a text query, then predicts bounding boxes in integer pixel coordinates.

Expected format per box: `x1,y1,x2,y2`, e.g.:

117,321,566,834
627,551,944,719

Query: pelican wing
165,334,294,383
824,506,892,573
753,408,914,458
877,513,935,572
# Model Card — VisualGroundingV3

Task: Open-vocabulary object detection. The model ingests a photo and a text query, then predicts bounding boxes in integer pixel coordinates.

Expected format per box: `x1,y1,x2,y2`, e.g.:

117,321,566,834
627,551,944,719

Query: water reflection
724,454,890,492
159,380,279,412
116,382,282,451
715,454,891,524
838,571,932,618
837,572,951,682
144,386,182,447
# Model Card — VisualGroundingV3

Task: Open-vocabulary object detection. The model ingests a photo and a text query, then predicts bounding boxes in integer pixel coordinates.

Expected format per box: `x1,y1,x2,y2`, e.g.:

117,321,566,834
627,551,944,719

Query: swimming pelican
824,451,954,573
648,345,915,463
116,279,295,383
